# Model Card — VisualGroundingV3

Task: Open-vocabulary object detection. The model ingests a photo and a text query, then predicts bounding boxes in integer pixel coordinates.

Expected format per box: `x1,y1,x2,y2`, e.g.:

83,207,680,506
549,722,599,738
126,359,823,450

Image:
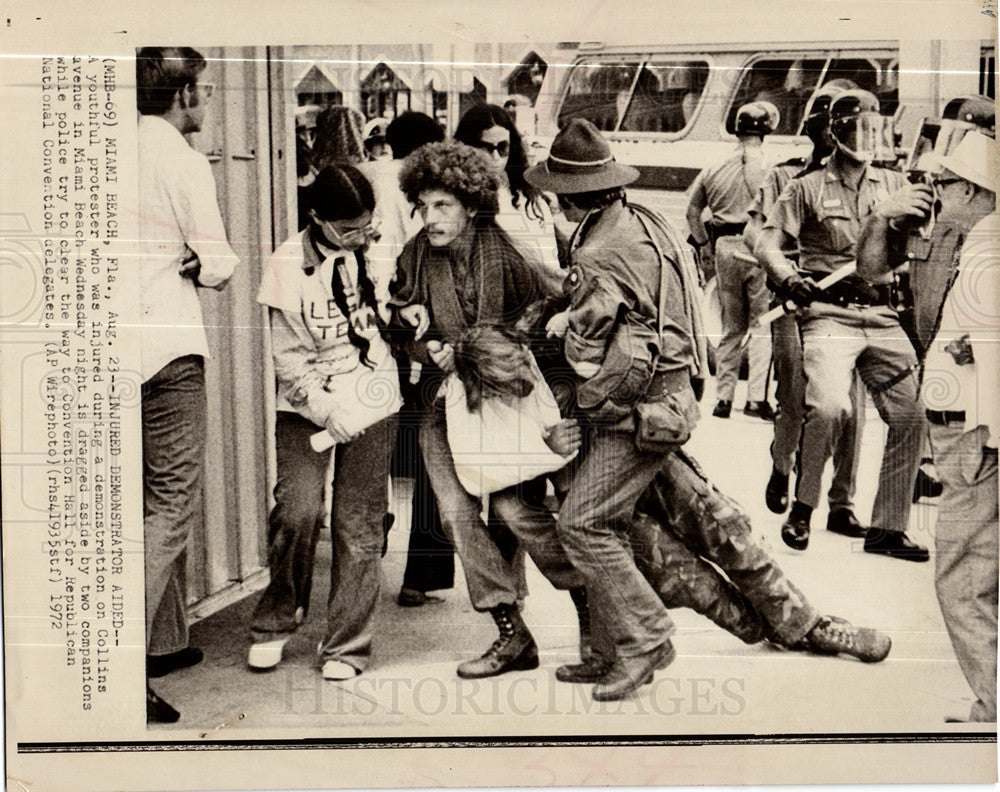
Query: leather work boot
557,588,615,682
592,640,675,701
805,616,891,663
456,604,539,679
556,656,613,683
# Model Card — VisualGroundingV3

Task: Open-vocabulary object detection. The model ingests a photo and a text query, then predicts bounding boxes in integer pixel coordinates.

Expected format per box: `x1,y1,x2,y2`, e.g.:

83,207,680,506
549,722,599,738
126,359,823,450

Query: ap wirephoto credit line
1,1,997,789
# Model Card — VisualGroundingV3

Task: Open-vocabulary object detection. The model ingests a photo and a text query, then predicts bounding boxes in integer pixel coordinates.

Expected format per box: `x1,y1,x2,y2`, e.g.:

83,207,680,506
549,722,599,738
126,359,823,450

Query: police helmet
941,95,995,138
830,90,897,163
829,89,881,125
734,101,780,137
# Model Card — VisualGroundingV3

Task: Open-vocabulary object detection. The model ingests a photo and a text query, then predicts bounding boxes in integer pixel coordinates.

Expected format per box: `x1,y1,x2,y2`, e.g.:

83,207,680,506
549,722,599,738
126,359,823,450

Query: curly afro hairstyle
398,140,500,215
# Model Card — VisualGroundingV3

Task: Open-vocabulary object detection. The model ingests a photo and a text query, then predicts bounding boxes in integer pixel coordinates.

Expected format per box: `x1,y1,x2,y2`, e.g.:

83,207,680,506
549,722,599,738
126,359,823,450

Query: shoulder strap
629,203,707,379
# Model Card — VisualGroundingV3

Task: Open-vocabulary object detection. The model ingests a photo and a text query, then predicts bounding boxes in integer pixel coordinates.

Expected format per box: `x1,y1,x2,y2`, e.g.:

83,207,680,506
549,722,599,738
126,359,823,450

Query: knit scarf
394,221,520,343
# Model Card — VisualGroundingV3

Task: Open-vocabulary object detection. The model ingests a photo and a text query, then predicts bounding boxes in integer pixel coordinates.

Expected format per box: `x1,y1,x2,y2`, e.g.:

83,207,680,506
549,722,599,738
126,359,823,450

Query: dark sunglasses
473,140,511,157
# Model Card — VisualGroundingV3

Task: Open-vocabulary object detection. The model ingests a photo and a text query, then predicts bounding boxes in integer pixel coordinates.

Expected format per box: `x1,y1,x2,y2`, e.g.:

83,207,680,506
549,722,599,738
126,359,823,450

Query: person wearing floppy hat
687,100,780,423
524,118,704,700
858,127,998,722
757,90,929,562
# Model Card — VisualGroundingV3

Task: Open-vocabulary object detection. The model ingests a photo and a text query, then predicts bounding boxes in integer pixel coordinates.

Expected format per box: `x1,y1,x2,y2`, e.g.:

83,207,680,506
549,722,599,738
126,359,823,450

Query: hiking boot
805,616,891,663
556,656,614,683
592,640,675,701
456,604,539,679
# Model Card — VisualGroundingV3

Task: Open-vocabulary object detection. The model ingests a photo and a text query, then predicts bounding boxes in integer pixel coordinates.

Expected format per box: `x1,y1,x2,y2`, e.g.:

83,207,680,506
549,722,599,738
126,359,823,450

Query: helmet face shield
832,111,896,163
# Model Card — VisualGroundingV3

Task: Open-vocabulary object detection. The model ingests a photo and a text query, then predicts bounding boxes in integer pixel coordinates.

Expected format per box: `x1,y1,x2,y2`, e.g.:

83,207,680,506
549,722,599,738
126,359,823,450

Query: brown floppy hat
525,118,639,194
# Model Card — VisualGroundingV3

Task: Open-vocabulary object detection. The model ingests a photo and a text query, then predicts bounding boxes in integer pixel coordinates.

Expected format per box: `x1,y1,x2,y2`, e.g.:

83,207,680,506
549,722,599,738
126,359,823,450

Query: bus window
557,58,641,131
619,61,710,133
725,57,825,135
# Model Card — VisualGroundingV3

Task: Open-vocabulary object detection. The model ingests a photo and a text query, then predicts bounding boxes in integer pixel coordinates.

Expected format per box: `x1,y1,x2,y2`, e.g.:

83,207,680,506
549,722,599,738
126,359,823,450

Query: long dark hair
453,326,536,412
307,165,382,367
454,103,546,221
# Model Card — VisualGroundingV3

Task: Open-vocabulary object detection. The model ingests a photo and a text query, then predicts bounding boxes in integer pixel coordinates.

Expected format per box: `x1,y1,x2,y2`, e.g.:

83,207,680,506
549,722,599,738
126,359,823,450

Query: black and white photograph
1,1,998,789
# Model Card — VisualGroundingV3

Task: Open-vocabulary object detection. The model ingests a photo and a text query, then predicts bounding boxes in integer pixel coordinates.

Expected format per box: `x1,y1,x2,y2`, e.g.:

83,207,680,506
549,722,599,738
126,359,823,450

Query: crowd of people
136,47,997,727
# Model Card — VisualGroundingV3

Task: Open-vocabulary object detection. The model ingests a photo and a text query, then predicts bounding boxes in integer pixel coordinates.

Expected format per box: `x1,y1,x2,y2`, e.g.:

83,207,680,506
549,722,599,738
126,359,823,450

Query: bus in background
531,39,996,229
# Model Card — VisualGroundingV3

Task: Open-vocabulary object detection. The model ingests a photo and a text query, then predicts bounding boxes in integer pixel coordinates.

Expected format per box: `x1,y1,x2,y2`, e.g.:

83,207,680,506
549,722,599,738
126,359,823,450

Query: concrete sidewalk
149,379,986,737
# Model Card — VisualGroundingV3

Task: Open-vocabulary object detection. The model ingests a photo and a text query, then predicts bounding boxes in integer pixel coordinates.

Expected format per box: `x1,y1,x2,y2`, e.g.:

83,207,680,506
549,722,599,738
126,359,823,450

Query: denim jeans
142,355,206,656
251,411,397,672
419,401,524,611
771,311,865,510
555,390,701,658
929,422,998,722
796,303,925,532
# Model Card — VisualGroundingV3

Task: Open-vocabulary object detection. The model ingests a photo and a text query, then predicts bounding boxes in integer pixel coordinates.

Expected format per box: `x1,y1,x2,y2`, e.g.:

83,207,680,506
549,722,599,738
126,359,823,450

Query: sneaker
322,660,360,680
765,467,790,514
247,635,292,670
744,400,776,421
712,400,732,419
805,616,891,663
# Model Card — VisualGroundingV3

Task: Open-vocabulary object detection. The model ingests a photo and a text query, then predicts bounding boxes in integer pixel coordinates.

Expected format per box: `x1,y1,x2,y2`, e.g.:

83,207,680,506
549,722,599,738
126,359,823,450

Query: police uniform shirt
689,148,768,225
766,156,906,277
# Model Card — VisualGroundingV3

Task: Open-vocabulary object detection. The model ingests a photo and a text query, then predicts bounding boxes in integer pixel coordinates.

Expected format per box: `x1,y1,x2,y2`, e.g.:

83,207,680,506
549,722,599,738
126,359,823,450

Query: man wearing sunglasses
136,46,239,723
857,112,997,723
757,89,928,562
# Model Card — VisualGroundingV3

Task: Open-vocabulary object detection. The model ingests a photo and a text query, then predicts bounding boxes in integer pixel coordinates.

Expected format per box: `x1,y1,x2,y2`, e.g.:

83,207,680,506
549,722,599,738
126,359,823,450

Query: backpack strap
629,203,708,382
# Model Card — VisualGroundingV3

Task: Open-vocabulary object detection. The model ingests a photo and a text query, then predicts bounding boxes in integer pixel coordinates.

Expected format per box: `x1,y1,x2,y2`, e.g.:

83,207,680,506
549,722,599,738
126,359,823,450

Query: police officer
757,89,929,561
745,80,867,528
687,101,778,421
856,110,997,720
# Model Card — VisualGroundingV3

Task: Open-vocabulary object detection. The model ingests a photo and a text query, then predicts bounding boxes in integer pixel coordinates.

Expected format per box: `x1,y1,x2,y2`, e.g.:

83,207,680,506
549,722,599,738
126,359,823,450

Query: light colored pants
929,421,998,722
771,311,865,510
714,236,772,403
795,303,925,532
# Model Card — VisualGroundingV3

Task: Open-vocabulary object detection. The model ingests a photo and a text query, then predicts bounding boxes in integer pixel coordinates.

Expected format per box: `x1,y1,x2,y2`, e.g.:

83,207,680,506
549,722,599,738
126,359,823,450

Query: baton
738,262,858,349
